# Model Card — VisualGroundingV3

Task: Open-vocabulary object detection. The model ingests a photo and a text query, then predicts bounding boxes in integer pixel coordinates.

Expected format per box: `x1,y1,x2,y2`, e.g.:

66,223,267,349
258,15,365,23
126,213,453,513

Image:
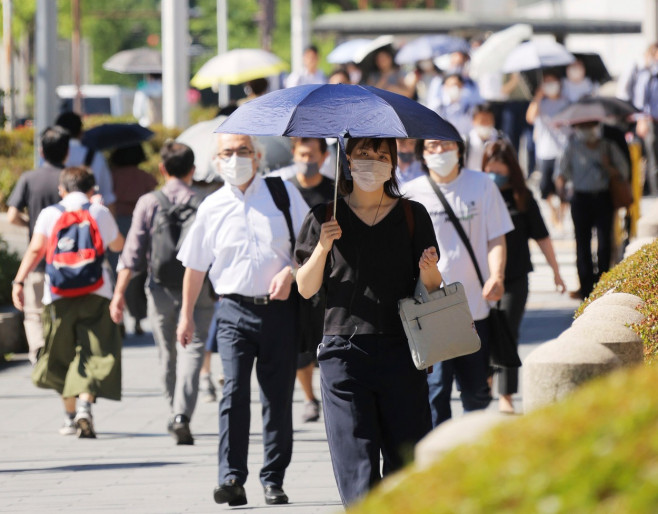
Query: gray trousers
146,280,215,419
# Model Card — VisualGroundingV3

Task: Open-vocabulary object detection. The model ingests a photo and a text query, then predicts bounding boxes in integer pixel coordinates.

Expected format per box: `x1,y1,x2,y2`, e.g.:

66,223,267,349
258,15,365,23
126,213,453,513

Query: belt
223,293,271,305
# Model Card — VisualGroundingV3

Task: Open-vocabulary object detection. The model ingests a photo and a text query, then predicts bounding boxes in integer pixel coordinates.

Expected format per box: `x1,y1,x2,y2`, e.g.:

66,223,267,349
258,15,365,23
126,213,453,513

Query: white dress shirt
177,174,309,296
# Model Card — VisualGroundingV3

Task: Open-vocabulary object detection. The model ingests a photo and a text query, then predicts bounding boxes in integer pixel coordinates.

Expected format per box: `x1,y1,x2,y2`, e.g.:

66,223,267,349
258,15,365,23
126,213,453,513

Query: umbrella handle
333,143,340,218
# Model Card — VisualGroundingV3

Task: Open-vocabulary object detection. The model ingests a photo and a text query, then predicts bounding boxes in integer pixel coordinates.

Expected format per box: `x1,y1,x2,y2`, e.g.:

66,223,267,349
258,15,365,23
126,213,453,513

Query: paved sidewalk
0,197,587,513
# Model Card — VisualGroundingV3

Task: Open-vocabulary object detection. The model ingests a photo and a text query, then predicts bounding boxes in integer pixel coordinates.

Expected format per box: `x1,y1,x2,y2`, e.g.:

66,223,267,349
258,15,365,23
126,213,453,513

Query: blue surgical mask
488,172,509,188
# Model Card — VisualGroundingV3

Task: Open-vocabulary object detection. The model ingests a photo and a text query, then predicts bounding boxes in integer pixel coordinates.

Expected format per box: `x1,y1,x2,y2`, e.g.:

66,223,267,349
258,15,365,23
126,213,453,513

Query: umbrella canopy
216,83,462,141
216,83,461,215
395,35,469,65
190,49,288,88
469,24,533,78
552,97,639,126
502,39,574,74
103,47,162,74
327,39,373,64
352,35,396,65
572,52,612,84
177,116,293,183
81,123,154,151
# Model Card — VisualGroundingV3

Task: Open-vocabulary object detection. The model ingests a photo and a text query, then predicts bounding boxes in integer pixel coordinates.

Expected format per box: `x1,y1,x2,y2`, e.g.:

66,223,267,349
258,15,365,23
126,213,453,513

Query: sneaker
171,414,194,445
199,373,217,403
59,417,77,436
301,399,320,423
74,410,96,439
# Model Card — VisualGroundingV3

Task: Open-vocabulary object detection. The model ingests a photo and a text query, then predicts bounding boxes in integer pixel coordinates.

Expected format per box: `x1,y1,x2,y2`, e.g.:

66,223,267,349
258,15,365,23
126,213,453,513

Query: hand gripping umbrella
216,83,462,216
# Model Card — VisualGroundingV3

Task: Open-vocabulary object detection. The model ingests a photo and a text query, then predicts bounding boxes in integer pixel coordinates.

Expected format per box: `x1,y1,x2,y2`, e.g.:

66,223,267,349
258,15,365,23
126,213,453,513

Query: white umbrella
327,39,373,64
352,35,395,64
502,39,575,74
103,47,162,74
469,24,533,78
190,49,289,88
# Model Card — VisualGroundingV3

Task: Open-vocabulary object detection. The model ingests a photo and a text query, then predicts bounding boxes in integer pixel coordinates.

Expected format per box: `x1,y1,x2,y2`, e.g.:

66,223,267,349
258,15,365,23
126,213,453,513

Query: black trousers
498,275,529,395
571,191,614,297
215,296,297,488
318,334,431,506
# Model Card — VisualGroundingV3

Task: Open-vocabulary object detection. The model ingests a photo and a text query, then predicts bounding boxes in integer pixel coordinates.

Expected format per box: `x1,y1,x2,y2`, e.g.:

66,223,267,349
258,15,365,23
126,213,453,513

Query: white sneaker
59,417,77,436
74,409,96,439
200,373,217,403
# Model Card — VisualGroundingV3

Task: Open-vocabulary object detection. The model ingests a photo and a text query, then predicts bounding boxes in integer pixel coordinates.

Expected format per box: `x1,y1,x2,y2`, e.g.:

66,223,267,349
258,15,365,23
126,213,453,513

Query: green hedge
575,240,658,363
0,236,21,305
349,363,658,514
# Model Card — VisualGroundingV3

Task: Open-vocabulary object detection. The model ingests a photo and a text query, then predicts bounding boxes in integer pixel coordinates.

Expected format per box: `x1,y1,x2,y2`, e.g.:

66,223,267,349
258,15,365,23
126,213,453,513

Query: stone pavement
4,190,648,513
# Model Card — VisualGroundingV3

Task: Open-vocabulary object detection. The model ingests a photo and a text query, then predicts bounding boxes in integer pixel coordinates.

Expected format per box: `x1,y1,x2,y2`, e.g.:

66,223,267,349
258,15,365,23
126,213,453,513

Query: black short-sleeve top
501,189,550,281
294,197,439,337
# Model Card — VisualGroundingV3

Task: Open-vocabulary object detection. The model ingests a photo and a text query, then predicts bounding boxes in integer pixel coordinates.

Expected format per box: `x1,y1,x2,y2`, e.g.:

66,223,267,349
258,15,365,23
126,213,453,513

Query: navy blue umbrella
217,84,461,213
217,84,461,214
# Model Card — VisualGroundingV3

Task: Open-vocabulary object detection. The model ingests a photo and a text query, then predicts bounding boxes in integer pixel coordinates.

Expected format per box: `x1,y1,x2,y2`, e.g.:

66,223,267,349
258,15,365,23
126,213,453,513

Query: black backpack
150,190,201,289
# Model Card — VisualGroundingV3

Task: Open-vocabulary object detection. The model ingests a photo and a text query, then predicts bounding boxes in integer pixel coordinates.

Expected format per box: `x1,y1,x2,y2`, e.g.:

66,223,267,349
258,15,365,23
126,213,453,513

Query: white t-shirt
33,192,119,305
177,174,309,297
402,169,513,320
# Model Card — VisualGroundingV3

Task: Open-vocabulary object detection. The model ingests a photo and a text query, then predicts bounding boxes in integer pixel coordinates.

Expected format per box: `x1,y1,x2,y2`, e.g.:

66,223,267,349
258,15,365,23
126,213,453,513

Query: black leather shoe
214,480,247,506
172,414,194,445
263,485,288,505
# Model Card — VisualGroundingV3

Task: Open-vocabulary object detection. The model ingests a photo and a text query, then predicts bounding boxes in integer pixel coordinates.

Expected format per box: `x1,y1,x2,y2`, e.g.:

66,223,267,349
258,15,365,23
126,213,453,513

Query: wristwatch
11,280,24,287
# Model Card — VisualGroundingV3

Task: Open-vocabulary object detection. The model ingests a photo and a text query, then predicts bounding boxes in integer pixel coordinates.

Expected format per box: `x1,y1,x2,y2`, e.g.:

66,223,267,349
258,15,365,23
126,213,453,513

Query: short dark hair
110,144,147,167
473,102,495,117
60,166,96,194
340,137,401,198
40,126,71,165
443,73,464,86
160,140,194,178
291,137,328,154
329,69,351,84
304,45,319,55
246,78,269,96
414,137,466,171
55,111,83,138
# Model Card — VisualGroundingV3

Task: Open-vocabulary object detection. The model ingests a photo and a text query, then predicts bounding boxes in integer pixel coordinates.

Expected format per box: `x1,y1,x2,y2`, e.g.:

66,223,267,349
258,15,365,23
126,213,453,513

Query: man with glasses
403,137,513,426
176,134,309,507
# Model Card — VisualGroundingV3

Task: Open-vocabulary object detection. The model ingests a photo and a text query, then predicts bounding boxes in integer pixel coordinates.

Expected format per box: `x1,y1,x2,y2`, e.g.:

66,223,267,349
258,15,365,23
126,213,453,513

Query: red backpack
45,203,105,297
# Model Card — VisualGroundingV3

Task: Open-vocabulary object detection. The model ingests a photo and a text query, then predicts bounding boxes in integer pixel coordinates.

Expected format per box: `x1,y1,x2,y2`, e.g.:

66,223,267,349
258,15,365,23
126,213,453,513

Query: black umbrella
572,52,612,85
552,97,639,126
81,123,154,151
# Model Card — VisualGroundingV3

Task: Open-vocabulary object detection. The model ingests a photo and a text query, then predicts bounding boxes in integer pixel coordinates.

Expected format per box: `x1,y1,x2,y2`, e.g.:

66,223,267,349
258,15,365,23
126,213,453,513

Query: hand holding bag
399,278,481,370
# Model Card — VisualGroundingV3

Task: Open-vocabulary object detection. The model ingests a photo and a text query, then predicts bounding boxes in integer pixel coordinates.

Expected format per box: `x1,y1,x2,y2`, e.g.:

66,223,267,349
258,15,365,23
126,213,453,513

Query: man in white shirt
176,134,309,507
11,166,124,439
55,112,116,211
403,138,513,427
284,46,327,88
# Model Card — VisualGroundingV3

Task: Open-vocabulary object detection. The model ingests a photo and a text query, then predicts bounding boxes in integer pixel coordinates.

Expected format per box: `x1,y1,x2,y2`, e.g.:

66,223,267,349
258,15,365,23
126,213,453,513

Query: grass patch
350,364,658,514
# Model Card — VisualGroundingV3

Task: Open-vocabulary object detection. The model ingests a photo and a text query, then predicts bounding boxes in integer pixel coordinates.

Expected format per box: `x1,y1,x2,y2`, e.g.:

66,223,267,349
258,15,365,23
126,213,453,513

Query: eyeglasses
423,141,457,154
217,147,255,160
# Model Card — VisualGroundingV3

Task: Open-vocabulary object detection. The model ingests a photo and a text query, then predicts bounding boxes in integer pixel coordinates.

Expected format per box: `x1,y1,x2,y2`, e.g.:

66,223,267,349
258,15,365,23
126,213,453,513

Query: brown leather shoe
569,290,585,300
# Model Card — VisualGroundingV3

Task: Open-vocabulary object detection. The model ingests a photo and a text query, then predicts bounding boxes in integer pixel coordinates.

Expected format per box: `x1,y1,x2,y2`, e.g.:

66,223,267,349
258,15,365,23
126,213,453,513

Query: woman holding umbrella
294,137,442,505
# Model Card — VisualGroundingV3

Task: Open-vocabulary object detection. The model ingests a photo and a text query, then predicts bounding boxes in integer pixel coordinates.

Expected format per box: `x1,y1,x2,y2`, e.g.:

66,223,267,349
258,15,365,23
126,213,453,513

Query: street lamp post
161,0,189,128
34,0,58,164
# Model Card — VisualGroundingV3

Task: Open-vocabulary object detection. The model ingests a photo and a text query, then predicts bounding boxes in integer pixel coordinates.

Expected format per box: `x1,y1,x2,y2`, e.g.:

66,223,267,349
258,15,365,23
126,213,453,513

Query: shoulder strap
264,176,295,256
84,148,96,167
153,190,173,211
425,175,485,287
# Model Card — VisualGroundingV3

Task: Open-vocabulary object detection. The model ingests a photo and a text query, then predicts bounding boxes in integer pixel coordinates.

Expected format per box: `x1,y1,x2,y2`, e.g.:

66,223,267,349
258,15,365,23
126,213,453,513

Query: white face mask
474,125,494,141
444,85,462,103
425,150,459,177
217,154,254,186
542,82,560,97
349,159,392,192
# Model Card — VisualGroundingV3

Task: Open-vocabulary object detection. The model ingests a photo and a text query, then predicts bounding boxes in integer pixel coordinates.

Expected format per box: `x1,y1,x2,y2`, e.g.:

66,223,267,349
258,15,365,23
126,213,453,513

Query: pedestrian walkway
0,197,583,513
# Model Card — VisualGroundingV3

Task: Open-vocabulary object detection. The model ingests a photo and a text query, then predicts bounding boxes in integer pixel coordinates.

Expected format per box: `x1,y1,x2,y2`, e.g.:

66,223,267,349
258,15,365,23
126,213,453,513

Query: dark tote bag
427,176,522,368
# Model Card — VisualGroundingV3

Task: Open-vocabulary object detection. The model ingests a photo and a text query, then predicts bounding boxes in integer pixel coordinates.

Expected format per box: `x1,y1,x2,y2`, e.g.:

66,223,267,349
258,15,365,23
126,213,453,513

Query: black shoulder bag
426,175,521,368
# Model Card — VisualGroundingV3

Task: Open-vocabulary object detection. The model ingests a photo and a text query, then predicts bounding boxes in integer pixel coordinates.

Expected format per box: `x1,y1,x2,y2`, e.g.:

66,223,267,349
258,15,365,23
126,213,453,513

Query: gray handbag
398,278,481,370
